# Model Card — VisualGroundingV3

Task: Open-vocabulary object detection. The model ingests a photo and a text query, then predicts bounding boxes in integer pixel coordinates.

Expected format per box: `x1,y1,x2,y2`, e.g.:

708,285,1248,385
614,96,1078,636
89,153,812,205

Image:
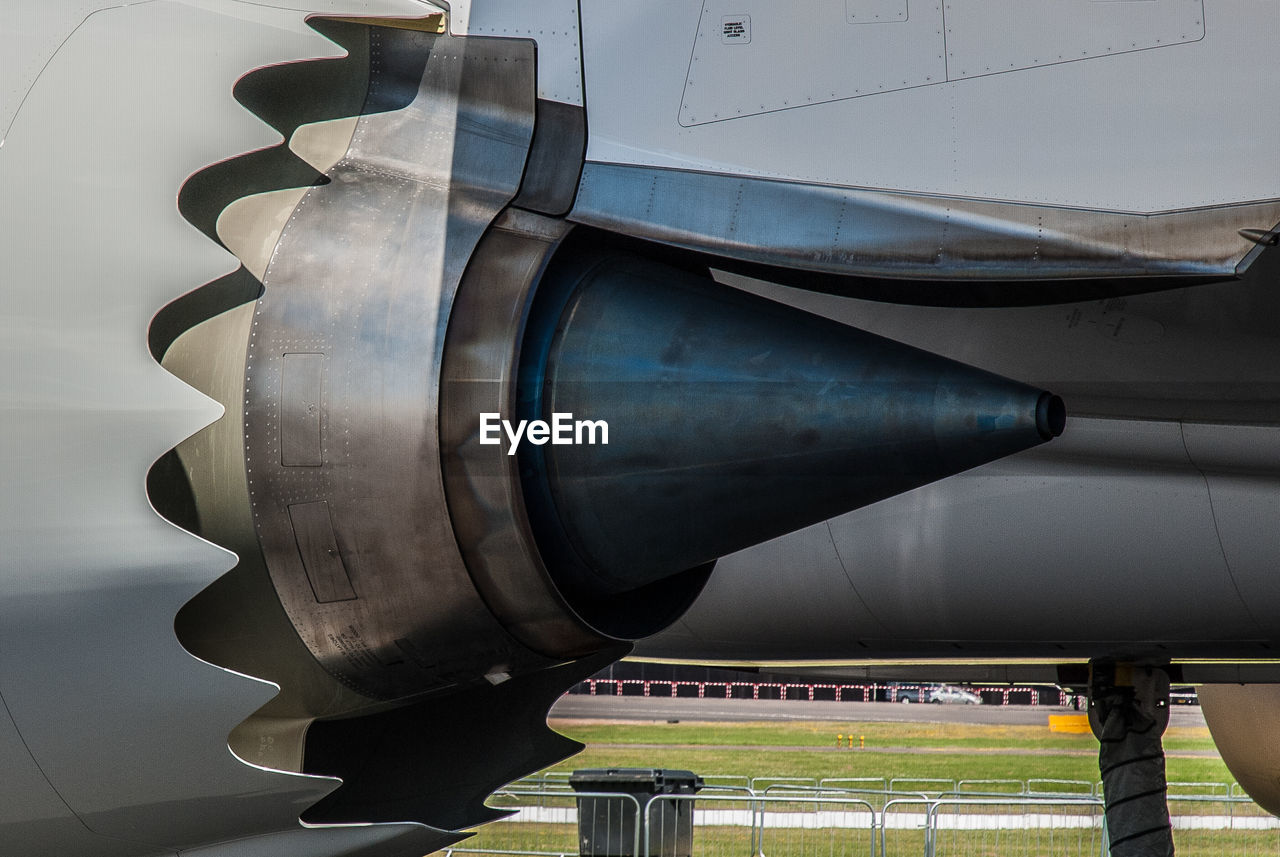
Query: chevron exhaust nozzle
516,252,1066,604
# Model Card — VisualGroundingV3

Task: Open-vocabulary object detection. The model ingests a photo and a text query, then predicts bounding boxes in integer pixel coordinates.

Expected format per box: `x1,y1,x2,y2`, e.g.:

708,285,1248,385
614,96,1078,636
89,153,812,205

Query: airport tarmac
549,693,1207,728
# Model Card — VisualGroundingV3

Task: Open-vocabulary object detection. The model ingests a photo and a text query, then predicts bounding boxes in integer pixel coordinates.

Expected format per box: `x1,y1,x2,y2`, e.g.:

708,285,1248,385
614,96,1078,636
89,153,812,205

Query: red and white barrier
581,679,1052,705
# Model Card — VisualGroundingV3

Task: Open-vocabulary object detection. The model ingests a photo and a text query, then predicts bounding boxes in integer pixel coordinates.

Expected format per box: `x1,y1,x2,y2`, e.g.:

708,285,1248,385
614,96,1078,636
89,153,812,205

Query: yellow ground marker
1049,713,1092,734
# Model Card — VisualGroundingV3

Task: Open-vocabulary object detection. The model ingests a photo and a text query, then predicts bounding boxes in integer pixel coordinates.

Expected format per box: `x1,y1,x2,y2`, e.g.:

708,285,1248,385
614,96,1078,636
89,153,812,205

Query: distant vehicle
890,683,924,703
928,686,982,705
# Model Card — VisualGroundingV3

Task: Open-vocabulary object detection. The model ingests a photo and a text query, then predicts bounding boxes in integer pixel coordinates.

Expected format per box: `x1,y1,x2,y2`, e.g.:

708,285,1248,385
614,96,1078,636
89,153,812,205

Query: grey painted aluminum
0,690,153,856
641,415,1276,661
638,257,1280,663
178,825,448,857
244,28,547,701
438,209,612,657
712,257,1280,427
570,162,1280,281
0,2,449,855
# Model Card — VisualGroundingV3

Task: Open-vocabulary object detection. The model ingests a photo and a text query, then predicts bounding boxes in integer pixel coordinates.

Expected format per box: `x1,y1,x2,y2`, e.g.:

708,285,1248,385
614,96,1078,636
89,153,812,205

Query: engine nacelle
1200,685,1280,815
151,17,1061,833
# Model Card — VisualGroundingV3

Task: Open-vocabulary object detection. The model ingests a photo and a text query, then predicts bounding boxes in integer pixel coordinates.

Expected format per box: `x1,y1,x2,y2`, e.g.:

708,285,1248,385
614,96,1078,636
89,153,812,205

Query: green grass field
454,714,1267,857
539,718,1233,787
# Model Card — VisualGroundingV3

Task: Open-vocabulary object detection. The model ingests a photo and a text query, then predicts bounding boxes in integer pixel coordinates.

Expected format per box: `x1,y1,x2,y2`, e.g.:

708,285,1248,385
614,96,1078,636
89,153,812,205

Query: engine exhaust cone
519,253,1064,603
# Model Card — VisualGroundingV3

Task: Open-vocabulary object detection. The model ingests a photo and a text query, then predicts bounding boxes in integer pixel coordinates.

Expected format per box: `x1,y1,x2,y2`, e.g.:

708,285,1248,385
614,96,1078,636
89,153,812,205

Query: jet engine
149,19,1063,841
19,0,1280,852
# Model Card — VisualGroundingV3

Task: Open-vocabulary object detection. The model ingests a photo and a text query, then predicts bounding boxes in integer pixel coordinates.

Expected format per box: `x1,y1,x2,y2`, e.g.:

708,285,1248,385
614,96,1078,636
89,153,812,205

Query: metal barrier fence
1166,794,1280,857
459,784,1280,857
503,774,1250,801
916,798,1107,857
460,789,1110,857
475,789,643,857
575,679,1068,706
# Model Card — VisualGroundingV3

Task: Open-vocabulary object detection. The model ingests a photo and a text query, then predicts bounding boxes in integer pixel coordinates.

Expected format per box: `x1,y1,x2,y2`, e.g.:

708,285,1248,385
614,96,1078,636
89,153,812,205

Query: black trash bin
569,768,703,857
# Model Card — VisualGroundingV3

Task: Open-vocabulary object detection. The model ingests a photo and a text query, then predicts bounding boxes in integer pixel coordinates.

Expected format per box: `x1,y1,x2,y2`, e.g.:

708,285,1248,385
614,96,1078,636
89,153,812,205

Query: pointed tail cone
518,253,1065,603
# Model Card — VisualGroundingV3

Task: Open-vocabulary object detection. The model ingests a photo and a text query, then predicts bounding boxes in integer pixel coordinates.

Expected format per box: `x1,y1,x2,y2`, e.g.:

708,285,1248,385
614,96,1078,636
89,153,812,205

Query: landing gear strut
1088,661,1175,856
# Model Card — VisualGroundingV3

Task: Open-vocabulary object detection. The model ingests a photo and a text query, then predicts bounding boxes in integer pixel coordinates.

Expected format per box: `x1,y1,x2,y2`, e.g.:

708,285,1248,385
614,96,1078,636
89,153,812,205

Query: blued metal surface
0,3,441,854
525,252,1058,596
244,27,546,700
441,212,710,646
571,162,1277,281
438,209,609,656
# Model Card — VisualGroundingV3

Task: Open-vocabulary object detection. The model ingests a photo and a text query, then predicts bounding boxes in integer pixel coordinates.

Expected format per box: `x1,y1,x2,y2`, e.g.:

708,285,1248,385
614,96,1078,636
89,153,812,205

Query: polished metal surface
162,16,410,779
166,288,385,780
524,252,1060,597
167,29,619,843
439,209,610,656
570,162,1280,282
244,26,544,701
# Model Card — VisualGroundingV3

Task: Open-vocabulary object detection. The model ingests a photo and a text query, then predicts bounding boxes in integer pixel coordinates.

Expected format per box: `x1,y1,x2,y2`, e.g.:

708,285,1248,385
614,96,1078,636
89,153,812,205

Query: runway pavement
549,693,1207,728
